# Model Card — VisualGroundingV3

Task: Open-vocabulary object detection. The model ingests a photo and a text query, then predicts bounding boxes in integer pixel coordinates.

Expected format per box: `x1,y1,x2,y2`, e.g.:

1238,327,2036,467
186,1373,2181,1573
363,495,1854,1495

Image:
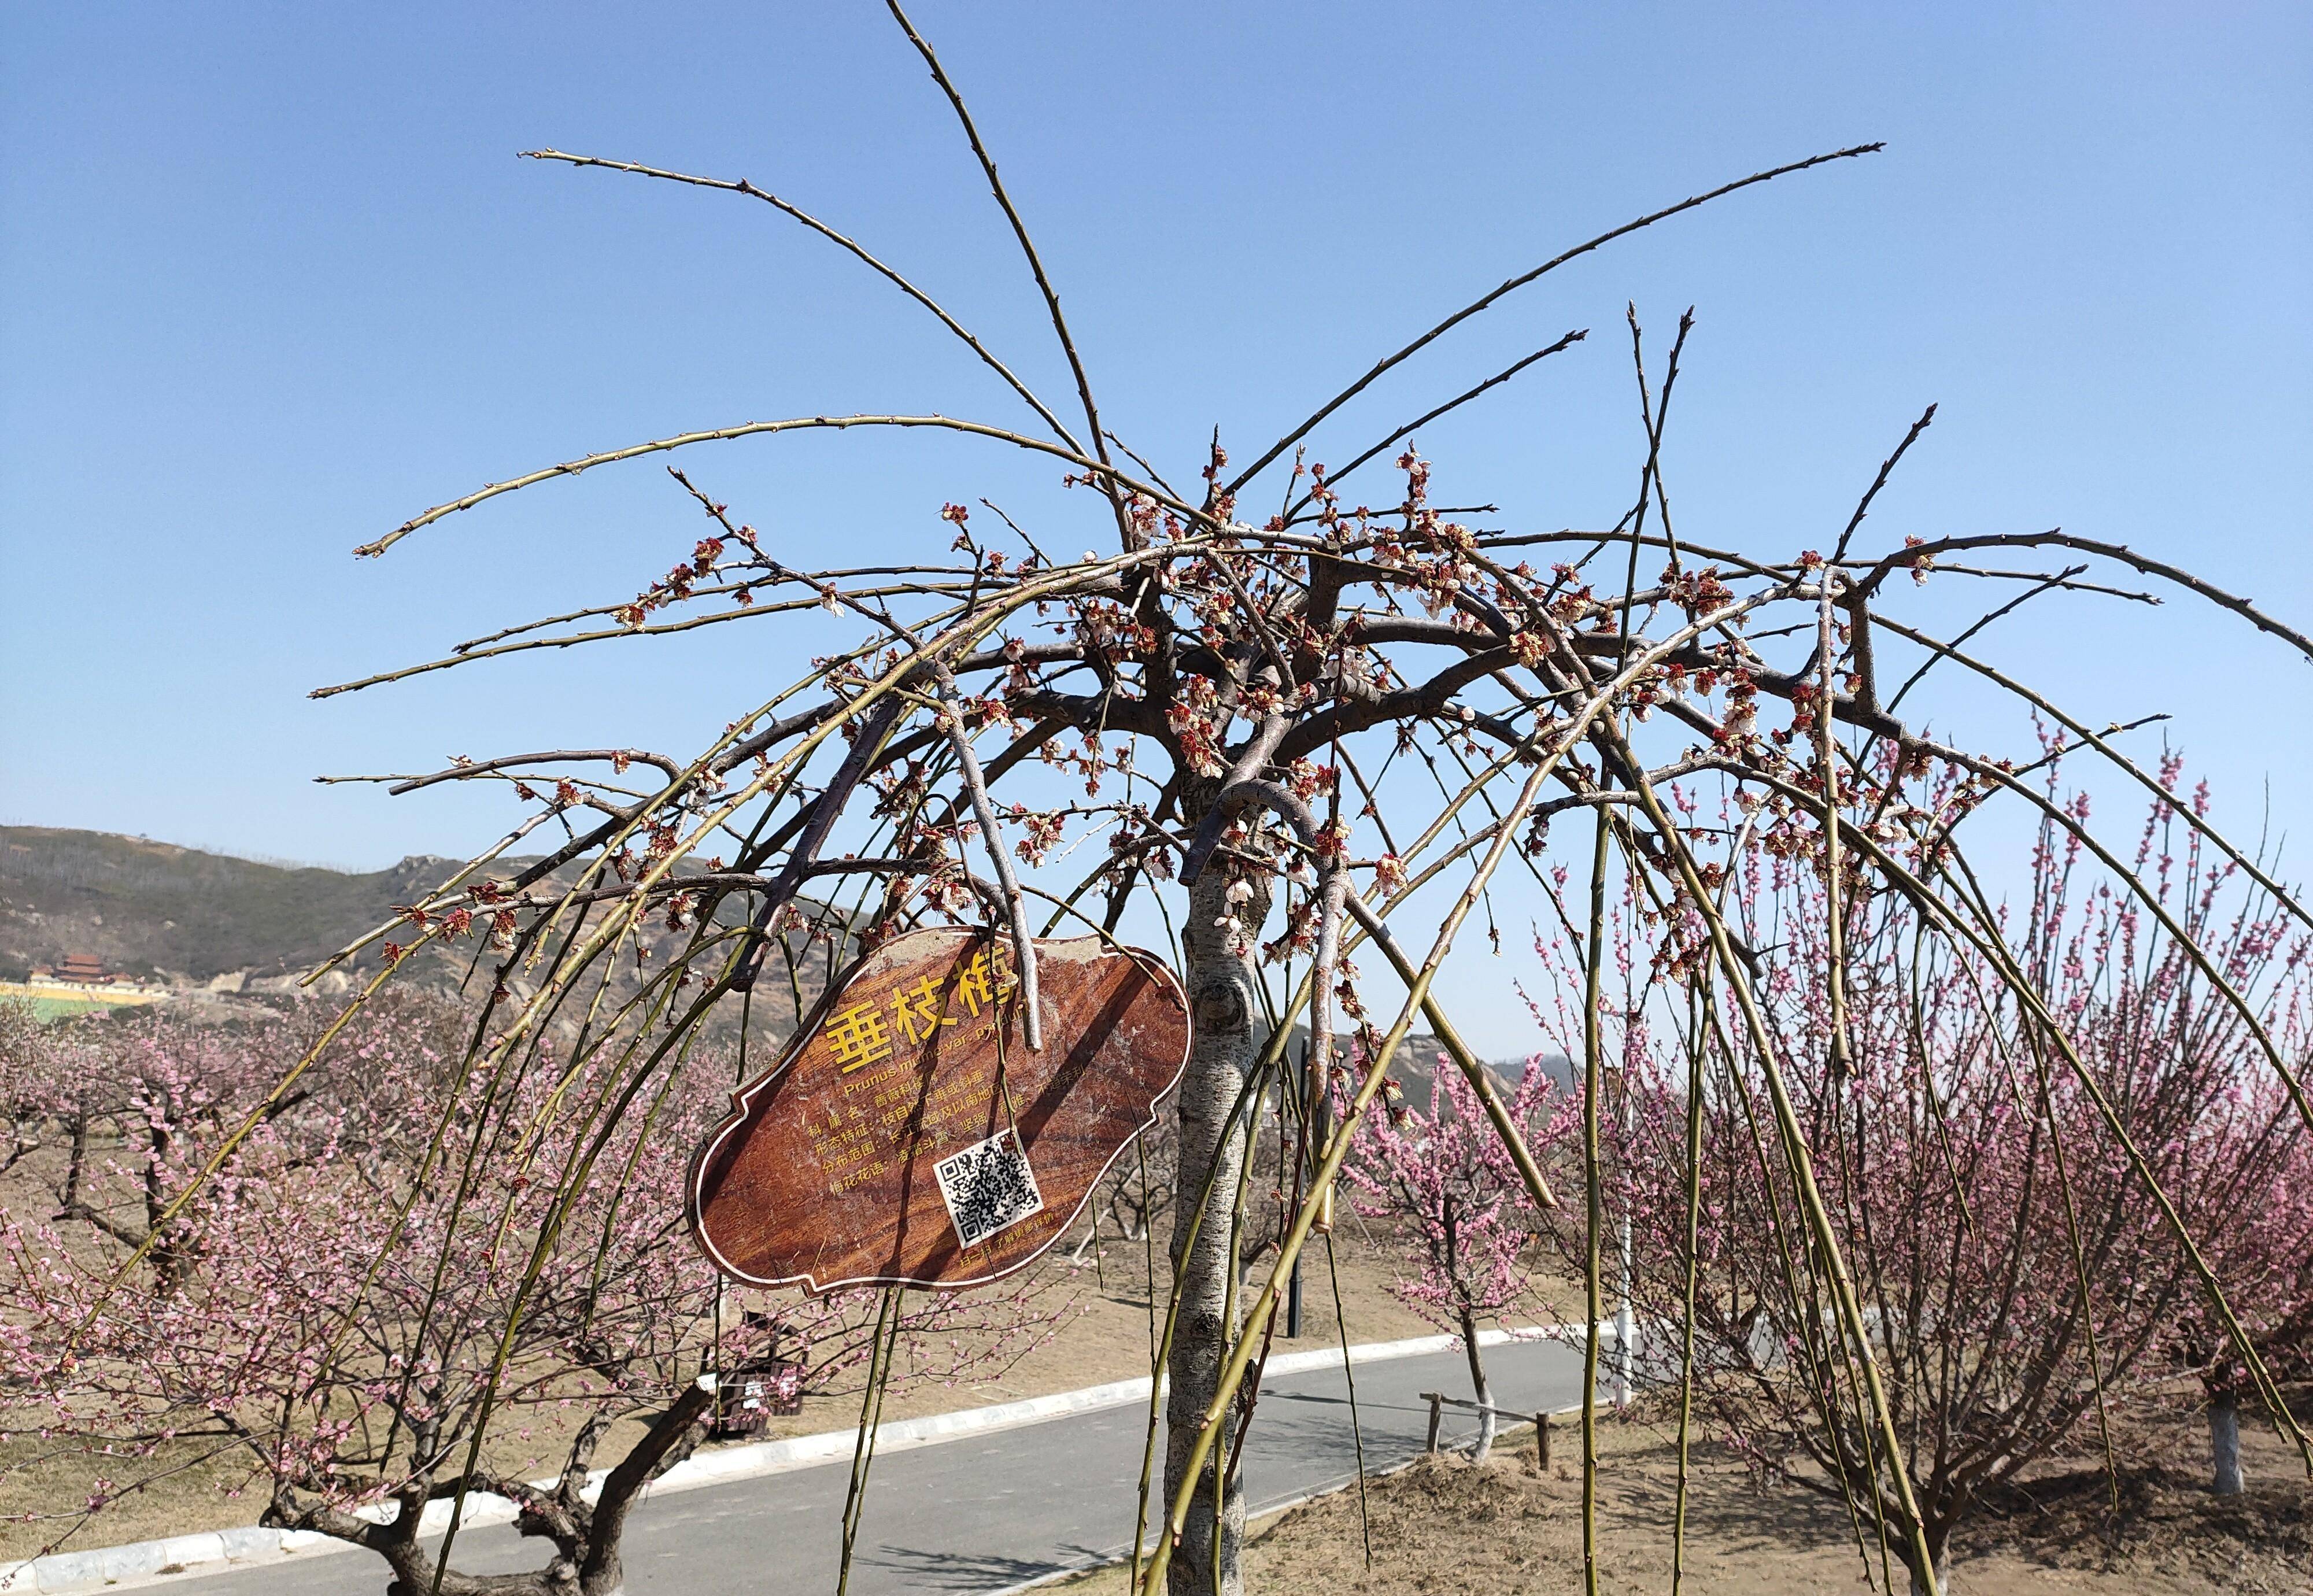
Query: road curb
0,1326,1565,1594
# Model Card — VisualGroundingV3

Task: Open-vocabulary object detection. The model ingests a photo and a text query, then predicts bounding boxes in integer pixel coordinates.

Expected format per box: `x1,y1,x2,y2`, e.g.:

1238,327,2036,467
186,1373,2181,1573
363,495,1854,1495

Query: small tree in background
1341,1054,1563,1459
2178,1170,2313,1495
2168,1027,2313,1491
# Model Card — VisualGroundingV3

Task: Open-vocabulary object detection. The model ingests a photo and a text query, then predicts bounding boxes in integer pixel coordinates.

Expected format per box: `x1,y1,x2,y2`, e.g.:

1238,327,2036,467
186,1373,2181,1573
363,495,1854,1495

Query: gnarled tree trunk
1165,864,1265,1595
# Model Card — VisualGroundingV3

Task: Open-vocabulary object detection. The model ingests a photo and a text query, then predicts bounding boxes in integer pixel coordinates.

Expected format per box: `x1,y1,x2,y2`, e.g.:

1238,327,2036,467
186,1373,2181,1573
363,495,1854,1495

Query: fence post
1425,1393,1443,1454
1537,1411,1550,1471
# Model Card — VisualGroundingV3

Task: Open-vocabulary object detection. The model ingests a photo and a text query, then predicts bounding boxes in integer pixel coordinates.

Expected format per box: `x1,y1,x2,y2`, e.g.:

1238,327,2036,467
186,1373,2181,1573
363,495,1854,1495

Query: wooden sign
689,926,1189,1293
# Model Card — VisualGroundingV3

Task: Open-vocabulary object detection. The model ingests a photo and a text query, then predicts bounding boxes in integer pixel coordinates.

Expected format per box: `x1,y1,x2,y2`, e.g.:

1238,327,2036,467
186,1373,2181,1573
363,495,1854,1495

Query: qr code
934,1129,1044,1250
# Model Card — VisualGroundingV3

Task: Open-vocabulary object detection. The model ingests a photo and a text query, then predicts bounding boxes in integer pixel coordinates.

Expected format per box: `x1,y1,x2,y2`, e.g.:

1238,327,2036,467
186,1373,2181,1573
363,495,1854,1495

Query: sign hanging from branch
689,926,1189,1292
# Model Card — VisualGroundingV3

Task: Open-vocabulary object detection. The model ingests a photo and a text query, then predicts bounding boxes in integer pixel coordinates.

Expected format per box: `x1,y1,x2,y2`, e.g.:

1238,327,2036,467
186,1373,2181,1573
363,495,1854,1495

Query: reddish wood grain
688,927,1189,1293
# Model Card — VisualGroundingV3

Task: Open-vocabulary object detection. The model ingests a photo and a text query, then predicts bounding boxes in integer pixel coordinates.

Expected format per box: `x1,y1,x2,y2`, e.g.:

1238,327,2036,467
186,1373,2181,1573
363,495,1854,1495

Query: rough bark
324,1387,712,1596
568,1383,708,1594
2210,1388,2245,1496
1165,863,1264,1596
1904,1526,1953,1596
1459,1305,1497,1462
382,1551,553,1596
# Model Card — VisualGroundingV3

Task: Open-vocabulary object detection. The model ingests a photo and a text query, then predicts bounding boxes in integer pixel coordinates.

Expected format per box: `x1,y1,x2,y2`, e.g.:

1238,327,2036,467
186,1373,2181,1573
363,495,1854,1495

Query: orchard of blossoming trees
16,3,2313,1593
0,995,1062,1596
1517,766,2313,1591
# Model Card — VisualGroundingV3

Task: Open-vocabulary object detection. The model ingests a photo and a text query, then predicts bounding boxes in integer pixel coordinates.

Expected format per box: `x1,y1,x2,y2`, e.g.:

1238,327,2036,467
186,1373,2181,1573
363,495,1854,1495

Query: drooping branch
1851,529,2313,664
730,694,906,992
355,413,1189,559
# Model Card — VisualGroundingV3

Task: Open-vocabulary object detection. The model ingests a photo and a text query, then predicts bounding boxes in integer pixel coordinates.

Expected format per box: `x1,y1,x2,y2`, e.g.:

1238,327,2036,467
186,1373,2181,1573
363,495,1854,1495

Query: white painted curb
0,1326,1566,1594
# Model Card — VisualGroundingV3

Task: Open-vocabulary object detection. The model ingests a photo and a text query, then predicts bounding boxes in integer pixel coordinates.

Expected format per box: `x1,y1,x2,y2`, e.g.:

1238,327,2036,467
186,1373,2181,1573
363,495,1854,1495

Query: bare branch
1226,143,1884,497
881,1,1128,542
523,149,1084,450
1830,402,1936,563
383,749,683,796
1281,328,1587,521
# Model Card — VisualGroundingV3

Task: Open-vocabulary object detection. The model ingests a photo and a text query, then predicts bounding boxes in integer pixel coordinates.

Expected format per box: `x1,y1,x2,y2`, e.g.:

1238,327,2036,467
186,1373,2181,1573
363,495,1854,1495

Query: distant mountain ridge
0,825,477,982
1,827,1558,1087
0,825,837,1045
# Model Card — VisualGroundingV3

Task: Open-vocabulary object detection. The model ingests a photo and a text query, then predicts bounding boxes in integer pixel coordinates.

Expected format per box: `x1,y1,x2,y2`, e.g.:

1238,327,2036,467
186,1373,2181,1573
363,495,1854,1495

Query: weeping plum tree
105,8,2313,1593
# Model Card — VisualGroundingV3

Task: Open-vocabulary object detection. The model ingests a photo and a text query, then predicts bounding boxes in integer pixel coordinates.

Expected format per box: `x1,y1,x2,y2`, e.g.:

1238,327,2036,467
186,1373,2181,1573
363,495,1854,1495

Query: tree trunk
1165,865,1261,1596
2210,1388,2244,1496
577,1383,711,1595
1905,1524,1952,1596
383,1552,560,1596
1459,1305,1496,1462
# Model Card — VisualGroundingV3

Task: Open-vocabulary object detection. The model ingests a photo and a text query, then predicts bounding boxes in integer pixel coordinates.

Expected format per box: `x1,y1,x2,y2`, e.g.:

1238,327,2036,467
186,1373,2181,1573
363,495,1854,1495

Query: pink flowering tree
1340,1055,1566,1459
2175,1137,2313,1494
0,996,55,1177
1,998,1062,1596
0,995,465,1296
1530,767,2313,1591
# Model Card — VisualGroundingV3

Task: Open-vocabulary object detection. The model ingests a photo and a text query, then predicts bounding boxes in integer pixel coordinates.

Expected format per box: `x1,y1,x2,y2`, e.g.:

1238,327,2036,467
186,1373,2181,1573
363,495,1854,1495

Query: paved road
181,1337,1587,1595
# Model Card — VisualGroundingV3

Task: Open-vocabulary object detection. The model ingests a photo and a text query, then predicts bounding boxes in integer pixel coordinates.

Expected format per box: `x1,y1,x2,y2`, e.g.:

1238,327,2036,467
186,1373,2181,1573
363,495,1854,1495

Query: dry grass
1057,1391,2313,1595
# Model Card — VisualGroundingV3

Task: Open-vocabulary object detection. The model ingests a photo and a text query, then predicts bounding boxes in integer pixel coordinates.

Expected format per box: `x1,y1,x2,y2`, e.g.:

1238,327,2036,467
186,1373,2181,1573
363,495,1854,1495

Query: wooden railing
1418,1390,1552,1468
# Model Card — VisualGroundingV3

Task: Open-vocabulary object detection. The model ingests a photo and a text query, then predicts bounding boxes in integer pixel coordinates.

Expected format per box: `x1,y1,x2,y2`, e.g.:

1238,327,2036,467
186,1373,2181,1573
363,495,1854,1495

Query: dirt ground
1059,1393,2313,1595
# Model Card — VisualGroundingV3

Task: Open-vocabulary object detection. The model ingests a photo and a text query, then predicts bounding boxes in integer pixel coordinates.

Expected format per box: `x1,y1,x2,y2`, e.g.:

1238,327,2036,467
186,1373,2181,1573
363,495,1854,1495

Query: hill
0,826,838,1042
1,826,473,983
0,828,1558,1085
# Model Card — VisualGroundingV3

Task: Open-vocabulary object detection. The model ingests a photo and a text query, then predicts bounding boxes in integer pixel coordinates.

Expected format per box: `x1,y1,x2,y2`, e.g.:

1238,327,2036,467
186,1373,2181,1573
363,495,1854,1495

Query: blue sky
4,3,2307,1042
